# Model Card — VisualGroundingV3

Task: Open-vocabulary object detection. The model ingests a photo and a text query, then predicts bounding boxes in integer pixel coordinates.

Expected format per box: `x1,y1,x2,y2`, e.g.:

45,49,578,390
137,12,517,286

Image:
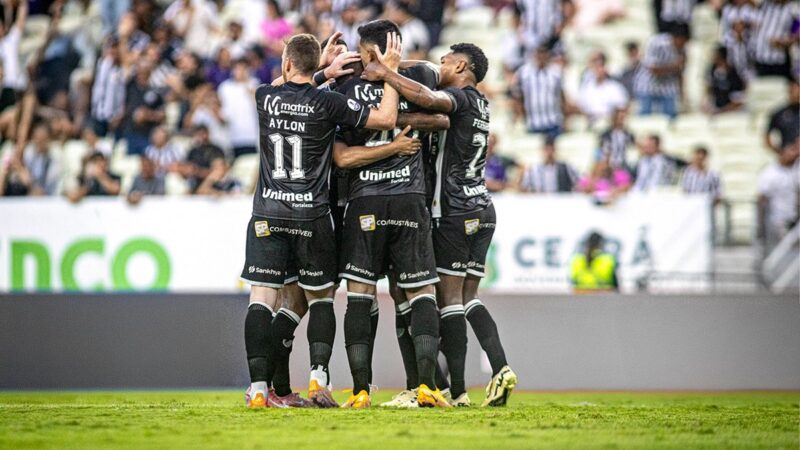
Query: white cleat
380,389,419,408
450,392,472,407
482,365,518,407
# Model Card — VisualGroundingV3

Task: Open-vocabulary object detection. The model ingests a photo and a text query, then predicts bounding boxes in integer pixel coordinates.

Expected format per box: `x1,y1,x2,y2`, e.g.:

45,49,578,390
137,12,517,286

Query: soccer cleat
441,388,452,404
268,391,315,408
380,389,419,408
245,387,268,409
482,365,518,407
340,390,371,409
308,379,339,408
416,384,452,408
450,392,472,407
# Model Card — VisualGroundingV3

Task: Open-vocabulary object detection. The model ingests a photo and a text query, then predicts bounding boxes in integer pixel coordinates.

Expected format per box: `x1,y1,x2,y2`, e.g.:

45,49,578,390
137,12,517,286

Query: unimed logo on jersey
264,95,315,117
360,215,376,231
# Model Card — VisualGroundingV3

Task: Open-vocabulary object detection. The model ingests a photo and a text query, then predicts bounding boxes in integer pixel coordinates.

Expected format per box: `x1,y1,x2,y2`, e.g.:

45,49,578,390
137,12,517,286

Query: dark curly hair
450,43,488,83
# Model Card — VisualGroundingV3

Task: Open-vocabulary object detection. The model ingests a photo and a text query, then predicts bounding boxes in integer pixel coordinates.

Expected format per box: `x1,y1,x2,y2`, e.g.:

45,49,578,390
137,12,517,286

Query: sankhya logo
264,95,315,116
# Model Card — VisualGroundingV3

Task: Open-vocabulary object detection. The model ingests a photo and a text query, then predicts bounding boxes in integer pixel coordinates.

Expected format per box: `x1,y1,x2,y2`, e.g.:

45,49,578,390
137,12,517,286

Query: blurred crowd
0,0,797,243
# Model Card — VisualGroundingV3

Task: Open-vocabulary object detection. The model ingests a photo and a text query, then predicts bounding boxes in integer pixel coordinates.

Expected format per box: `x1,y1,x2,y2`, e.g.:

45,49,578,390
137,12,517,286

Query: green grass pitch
0,390,797,449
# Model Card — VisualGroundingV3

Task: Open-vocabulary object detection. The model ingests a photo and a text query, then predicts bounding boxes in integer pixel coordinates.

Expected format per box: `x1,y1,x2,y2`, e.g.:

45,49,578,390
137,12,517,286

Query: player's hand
319,31,345,69
393,126,421,157
360,60,386,82
323,51,361,80
374,32,402,72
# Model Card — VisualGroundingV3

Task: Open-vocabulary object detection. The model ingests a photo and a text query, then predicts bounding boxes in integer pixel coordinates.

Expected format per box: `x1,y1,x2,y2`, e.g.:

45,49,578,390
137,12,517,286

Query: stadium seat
111,156,142,187
165,172,190,196
627,114,671,137
231,154,260,191
747,77,789,115
709,112,752,134
62,140,90,179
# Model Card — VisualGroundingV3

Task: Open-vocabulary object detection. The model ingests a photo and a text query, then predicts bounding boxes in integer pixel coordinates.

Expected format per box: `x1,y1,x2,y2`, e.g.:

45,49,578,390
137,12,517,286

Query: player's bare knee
250,285,279,310
437,274,465,307
281,283,309,317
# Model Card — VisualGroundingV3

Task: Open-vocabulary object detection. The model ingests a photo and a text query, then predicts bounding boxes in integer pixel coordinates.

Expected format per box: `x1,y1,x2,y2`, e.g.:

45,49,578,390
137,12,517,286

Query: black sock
345,293,373,394
245,303,273,384
271,308,300,397
308,299,336,386
367,298,379,384
435,356,450,391
465,299,508,376
440,305,467,397
409,294,439,388
395,302,418,390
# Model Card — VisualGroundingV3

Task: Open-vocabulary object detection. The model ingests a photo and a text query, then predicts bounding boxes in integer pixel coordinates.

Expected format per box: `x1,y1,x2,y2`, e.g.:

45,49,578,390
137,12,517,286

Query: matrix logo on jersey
477,98,490,120
360,215,376,231
359,165,411,182
264,95,315,117
465,219,480,235
254,221,271,237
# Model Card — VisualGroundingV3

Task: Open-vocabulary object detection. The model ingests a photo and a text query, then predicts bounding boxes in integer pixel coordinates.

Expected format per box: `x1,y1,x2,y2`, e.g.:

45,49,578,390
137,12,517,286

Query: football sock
440,304,467,397
409,293,439,389
465,299,508,376
271,308,300,397
368,297,379,384
345,293,373,394
395,302,418,390
308,298,336,387
435,358,450,391
245,302,273,387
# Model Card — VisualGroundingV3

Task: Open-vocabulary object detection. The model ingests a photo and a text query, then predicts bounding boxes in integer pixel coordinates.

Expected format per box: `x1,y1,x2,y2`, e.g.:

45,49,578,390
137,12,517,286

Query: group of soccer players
239,19,517,409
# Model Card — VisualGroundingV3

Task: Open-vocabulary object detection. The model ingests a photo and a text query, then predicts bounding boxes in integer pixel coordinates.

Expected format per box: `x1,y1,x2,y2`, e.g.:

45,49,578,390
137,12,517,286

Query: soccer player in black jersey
363,43,518,407
240,33,401,409
333,19,451,408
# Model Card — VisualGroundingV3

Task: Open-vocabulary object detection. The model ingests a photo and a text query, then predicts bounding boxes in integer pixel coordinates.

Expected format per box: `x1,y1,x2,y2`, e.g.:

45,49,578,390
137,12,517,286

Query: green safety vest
570,252,617,290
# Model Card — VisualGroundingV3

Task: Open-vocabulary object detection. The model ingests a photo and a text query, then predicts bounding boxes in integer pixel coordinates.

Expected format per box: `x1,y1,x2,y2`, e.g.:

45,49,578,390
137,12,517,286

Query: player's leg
390,194,449,407
463,205,517,406
380,277,420,407
240,216,289,408
338,197,387,408
367,287,380,386
244,286,279,408
295,213,339,407
268,282,314,408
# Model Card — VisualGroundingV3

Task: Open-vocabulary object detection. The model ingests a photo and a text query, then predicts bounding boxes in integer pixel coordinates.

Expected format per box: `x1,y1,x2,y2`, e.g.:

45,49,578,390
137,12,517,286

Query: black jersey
336,63,439,200
252,81,369,220
431,86,492,218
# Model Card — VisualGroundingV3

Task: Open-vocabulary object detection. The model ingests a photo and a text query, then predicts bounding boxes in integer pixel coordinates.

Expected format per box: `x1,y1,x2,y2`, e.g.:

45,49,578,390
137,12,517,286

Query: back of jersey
336,63,439,200
432,86,492,218
252,82,368,220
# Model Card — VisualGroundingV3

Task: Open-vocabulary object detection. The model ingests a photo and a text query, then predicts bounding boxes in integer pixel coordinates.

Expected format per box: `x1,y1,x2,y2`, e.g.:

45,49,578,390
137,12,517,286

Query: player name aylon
268,118,306,132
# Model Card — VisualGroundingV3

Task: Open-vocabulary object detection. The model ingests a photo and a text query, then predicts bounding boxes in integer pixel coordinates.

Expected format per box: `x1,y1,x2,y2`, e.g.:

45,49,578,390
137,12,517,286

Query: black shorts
433,205,496,278
339,194,439,289
240,214,337,290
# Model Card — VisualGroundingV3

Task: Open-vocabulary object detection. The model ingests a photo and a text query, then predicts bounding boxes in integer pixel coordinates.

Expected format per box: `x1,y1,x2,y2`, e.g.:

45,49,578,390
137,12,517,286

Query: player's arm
396,112,450,132
363,33,403,130
362,62,453,113
333,126,421,169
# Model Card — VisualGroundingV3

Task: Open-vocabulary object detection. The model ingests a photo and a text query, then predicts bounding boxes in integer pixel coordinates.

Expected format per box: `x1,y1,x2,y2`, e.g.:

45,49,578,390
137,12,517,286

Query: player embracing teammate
239,22,515,409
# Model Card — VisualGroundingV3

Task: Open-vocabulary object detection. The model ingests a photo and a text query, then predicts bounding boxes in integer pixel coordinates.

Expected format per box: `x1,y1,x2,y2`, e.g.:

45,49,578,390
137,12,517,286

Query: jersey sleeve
442,86,469,115
324,91,370,129
404,62,440,90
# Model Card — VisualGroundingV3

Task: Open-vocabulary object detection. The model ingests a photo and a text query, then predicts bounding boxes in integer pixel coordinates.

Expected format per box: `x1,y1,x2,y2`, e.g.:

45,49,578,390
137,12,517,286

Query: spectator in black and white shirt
145,127,182,174
633,24,688,118
719,0,756,42
751,0,798,79
706,46,746,114
514,45,565,138
765,81,799,155
514,0,564,51
723,20,755,82
598,108,635,170
90,38,127,138
618,41,641,97
633,134,676,191
682,146,723,202
516,136,578,193
655,0,696,35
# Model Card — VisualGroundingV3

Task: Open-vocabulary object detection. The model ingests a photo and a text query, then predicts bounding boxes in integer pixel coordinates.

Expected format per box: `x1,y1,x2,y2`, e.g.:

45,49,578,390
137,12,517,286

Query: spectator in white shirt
682,146,723,203
515,136,579,193
164,0,220,59
218,59,259,158
633,134,676,191
385,1,430,60
578,51,629,124
758,141,800,250
0,1,26,92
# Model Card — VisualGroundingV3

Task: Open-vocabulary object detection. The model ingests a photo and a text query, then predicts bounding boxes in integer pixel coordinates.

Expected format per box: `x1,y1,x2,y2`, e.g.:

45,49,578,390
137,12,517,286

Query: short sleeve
324,91,369,129
442,86,469,114
404,62,440,90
